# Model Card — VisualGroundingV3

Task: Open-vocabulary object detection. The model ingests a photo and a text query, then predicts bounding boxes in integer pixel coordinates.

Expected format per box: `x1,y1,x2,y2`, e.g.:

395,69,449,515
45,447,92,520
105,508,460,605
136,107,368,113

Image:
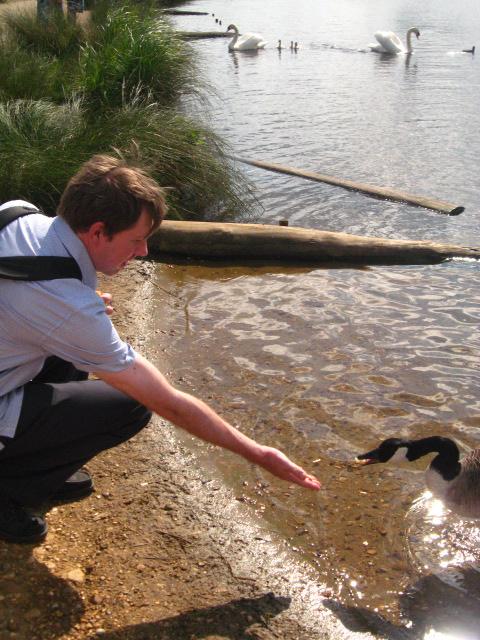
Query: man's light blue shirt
0,201,137,440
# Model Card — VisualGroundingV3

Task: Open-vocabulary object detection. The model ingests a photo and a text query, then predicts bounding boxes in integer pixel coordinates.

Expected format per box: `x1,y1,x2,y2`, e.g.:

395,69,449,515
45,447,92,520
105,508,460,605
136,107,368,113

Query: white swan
226,24,268,51
369,27,420,55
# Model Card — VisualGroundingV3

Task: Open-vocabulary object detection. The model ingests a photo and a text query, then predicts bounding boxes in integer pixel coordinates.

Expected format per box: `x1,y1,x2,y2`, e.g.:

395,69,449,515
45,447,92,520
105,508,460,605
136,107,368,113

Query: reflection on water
400,564,480,640
401,493,480,637
406,492,480,574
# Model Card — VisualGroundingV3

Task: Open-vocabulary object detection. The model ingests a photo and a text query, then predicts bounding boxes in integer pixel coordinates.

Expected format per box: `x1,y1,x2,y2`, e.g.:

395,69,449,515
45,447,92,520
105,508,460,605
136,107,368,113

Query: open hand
257,446,321,490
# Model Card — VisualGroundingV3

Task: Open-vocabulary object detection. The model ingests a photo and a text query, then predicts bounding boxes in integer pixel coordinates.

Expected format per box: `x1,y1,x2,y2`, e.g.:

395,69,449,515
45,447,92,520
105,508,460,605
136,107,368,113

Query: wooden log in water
149,220,479,265
232,156,465,216
162,10,209,15
178,31,232,39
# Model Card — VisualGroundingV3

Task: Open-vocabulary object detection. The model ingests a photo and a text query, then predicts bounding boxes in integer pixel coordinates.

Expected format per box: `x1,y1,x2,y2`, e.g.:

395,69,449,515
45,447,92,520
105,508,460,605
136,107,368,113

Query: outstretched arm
95,354,320,490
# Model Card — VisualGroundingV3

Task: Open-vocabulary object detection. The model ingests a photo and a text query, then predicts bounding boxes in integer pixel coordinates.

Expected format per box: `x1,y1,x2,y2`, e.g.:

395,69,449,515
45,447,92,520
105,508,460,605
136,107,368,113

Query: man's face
88,210,155,276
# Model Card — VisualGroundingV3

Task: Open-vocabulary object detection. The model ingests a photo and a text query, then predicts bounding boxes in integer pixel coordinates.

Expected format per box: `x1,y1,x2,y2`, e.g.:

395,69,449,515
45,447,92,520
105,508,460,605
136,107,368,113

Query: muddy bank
0,259,381,640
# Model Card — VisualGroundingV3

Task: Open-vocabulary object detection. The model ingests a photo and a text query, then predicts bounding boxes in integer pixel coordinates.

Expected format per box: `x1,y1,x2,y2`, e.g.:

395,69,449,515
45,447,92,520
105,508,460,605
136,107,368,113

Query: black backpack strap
0,256,82,281
0,205,41,232
0,205,82,281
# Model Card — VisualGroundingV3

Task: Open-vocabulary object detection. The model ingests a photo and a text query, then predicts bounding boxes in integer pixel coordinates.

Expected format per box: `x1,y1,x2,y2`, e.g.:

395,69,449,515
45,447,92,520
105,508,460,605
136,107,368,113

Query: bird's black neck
406,436,461,481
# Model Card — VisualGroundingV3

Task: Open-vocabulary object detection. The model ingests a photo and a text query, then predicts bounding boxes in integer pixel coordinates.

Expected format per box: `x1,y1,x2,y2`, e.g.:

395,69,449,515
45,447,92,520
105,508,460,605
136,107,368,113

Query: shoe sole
49,483,94,504
0,522,48,544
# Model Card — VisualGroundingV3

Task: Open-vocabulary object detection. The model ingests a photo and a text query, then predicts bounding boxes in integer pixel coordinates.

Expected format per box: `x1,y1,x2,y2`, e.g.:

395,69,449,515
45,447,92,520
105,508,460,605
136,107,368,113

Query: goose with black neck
356,436,480,519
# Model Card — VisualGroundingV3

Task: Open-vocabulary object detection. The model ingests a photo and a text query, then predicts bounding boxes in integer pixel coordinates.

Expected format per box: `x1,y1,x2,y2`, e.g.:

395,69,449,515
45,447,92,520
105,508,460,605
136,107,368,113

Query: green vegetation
0,2,253,219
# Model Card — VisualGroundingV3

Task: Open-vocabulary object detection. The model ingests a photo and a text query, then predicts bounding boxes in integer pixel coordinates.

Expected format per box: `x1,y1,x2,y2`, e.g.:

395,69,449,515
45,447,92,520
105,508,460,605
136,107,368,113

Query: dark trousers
0,357,152,505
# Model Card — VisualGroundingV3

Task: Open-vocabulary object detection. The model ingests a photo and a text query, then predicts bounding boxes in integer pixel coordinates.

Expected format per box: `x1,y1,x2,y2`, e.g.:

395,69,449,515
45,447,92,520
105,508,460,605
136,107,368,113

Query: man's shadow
323,564,480,640
89,592,291,640
0,543,84,638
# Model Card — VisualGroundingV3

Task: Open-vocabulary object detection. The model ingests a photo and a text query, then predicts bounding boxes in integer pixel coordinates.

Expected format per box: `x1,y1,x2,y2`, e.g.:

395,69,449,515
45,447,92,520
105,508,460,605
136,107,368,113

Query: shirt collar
51,217,97,288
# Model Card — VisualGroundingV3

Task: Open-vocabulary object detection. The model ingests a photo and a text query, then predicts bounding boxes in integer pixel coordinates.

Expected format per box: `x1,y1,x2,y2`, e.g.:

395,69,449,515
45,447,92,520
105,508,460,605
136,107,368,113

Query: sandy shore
0,259,380,640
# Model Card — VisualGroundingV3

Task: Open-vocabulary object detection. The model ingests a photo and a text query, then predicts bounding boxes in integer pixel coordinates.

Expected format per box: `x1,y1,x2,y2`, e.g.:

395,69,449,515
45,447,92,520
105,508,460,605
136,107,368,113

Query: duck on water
356,436,480,519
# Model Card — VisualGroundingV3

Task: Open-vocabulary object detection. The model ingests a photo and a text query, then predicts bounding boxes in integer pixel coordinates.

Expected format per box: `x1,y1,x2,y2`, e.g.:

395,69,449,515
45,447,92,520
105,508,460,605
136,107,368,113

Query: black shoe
50,468,94,503
0,494,48,544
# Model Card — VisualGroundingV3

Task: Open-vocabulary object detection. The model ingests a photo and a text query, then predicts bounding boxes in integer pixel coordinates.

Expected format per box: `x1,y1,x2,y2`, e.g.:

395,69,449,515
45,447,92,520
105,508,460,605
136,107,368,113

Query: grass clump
1,2,198,106
4,8,84,57
0,2,253,219
0,44,63,101
80,2,198,108
0,98,251,220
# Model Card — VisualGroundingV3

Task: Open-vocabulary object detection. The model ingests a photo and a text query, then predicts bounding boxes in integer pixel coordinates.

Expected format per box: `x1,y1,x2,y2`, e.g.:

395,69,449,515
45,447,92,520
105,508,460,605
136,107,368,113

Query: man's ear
87,221,108,242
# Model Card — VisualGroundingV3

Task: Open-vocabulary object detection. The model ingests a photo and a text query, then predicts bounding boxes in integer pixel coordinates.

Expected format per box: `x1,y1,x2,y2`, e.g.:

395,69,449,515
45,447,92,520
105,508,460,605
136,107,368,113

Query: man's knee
109,401,152,442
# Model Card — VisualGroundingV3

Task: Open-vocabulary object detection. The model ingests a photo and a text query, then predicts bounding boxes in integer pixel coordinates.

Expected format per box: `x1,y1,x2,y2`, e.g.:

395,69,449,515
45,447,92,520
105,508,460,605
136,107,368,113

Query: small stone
25,609,42,620
66,568,85,583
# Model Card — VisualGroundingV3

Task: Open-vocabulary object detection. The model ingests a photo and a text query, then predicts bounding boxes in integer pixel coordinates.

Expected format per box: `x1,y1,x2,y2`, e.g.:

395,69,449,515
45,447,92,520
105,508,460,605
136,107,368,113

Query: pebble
25,608,42,620
66,568,85,583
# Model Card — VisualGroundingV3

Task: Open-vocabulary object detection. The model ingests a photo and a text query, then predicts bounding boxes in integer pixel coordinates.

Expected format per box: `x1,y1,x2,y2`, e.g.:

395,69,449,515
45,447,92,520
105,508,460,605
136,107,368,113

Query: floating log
178,31,232,39
162,10,209,15
149,221,479,266
231,156,465,216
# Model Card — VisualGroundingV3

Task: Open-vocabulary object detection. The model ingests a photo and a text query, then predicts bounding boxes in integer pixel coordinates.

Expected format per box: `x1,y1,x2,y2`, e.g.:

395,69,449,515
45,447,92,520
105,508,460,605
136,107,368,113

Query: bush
80,2,198,108
1,2,199,107
0,99,252,219
0,44,62,101
4,8,85,57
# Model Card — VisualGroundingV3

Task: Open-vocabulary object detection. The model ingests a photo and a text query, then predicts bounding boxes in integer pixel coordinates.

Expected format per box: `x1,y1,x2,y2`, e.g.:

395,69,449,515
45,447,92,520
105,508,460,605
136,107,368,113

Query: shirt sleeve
45,295,138,373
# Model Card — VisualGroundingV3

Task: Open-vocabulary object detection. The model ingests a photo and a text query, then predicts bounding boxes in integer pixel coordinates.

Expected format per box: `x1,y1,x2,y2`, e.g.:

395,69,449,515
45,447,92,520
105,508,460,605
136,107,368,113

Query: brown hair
57,155,167,236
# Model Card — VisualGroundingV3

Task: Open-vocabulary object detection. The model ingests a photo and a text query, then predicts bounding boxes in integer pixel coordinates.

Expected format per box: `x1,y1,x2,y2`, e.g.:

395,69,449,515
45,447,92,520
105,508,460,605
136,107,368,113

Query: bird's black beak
355,450,381,465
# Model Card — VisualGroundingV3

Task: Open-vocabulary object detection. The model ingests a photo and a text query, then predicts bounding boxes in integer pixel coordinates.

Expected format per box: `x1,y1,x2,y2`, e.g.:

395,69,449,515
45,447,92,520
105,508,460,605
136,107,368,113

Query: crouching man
0,155,320,544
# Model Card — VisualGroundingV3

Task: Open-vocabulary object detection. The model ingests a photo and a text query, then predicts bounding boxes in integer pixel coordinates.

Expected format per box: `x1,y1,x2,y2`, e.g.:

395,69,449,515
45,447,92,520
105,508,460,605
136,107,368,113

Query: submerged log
232,157,465,216
162,10,209,15
178,31,232,39
149,221,480,266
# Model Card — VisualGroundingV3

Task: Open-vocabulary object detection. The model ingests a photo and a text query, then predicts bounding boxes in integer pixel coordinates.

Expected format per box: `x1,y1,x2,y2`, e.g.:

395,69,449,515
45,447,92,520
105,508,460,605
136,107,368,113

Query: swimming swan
356,436,480,519
227,24,268,51
369,27,420,55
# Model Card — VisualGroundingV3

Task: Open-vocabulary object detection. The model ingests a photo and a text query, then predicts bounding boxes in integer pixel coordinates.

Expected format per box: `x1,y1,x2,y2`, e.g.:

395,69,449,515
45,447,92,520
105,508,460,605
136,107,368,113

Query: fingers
289,467,321,490
298,474,321,490
261,448,321,490
96,290,114,315
99,292,113,304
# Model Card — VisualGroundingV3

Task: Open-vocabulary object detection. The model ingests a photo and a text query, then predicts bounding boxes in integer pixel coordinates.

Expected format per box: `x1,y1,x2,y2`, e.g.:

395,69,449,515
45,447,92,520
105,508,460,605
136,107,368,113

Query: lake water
152,0,480,636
